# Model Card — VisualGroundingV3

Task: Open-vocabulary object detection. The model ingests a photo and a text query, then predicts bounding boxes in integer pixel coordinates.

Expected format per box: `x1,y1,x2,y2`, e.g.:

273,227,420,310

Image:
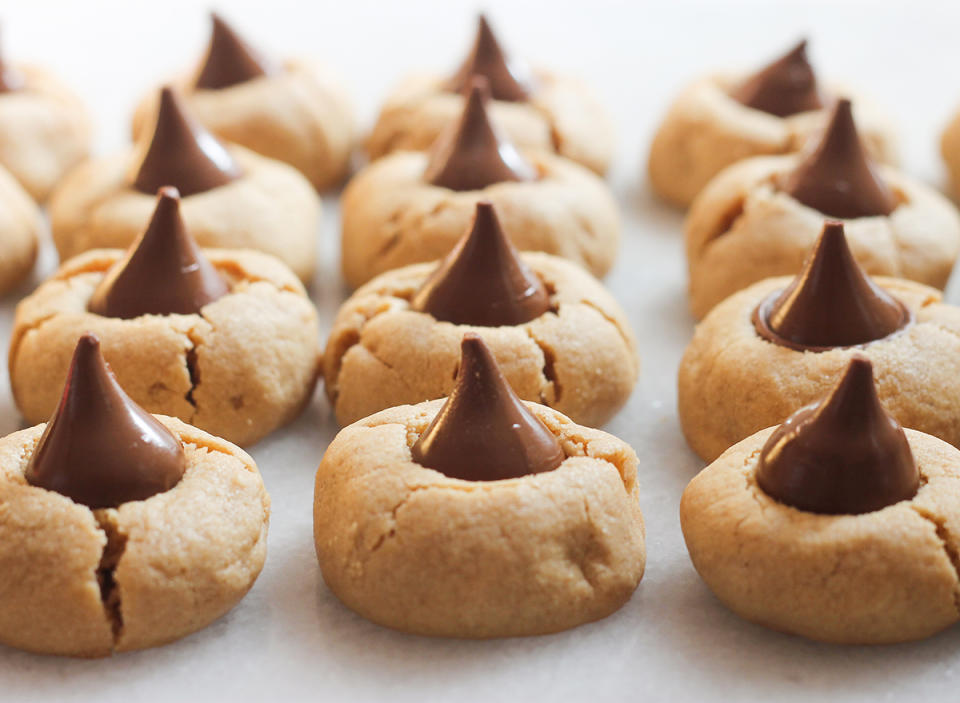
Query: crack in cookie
910,504,960,615
93,510,128,644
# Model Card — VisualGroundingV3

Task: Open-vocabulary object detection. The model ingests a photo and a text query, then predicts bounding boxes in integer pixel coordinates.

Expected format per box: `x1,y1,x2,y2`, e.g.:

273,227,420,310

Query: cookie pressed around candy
50,86,319,282
684,100,959,320
0,336,269,657
130,13,355,190
342,80,619,288
647,40,897,209
679,222,960,463
11,189,320,447
314,335,645,637
366,15,613,175
681,358,960,644
327,202,637,427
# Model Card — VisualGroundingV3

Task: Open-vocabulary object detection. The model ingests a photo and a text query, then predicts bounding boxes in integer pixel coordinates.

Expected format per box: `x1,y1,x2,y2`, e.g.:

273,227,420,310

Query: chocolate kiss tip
446,13,533,102
782,98,897,219
756,355,918,515
731,38,824,118
88,187,228,319
753,221,908,350
410,201,550,326
424,78,536,191
410,333,564,481
195,12,274,90
24,334,186,510
132,86,241,197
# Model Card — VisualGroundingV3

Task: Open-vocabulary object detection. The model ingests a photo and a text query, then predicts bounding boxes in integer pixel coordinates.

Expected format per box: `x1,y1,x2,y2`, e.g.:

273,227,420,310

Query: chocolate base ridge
751,288,914,352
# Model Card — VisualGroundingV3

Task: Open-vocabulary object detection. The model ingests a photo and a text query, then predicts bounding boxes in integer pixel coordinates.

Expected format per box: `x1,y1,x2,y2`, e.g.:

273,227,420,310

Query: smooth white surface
2,1,960,701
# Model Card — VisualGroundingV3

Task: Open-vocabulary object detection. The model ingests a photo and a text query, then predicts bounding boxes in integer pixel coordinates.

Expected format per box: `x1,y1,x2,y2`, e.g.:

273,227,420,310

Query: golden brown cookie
313,400,645,638
0,164,41,295
684,149,959,320
679,268,960,462
0,415,269,657
648,41,896,208
50,88,319,282
130,14,355,190
343,81,619,290
325,251,637,427
366,16,613,175
0,59,91,202
681,383,960,645
10,247,320,447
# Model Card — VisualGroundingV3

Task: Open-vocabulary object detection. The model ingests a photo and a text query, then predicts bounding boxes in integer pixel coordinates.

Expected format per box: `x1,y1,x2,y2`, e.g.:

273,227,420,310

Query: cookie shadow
652,556,960,697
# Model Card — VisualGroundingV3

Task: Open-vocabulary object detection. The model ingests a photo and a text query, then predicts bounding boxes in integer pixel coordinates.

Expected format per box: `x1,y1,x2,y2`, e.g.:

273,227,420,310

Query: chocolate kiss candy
410,201,550,326
132,86,242,197
753,221,909,350
446,14,534,102
424,77,536,191
756,356,918,515
411,333,565,481
781,98,897,219
195,13,276,90
731,39,825,118
88,187,229,319
24,334,186,509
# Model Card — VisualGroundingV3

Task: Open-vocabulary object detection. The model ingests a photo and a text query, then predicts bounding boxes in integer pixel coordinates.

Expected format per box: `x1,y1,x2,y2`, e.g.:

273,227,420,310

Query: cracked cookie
366,14,613,175
0,163,42,295
326,201,637,427
648,40,897,209
0,334,269,657
0,34,91,201
680,357,960,644
314,334,645,637
342,79,619,288
685,99,959,319
130,13,355,190
10,188,320,447
49,86,319,282
679,221,960,462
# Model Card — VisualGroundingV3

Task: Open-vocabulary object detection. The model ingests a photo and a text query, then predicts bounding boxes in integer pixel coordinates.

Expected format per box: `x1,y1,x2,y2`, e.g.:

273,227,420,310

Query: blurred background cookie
648,40,897,209
366,14,613,175
131,13,355,191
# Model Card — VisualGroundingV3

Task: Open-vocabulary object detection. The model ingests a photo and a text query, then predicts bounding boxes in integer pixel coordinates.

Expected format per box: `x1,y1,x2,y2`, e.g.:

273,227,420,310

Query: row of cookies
648,38,960,208
1,12,317,658
678,221,960,644
0,12,620,293
0,14,651,655
309,12,644,637
18,13,960,654
657,42,960,643
6,14,636,442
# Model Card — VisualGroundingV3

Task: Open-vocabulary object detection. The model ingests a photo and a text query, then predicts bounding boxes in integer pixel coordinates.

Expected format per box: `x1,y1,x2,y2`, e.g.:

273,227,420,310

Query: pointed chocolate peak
446,14,534,102
756,356,918,514
411,333,565,481
0,33,23,92
88,187,229,319
24,334,186,509
781,98,897,219
131,86,242,197
195,13,276,90
410,202,550,326
731,39,825,118
424,77,536,191
753,221,909,350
